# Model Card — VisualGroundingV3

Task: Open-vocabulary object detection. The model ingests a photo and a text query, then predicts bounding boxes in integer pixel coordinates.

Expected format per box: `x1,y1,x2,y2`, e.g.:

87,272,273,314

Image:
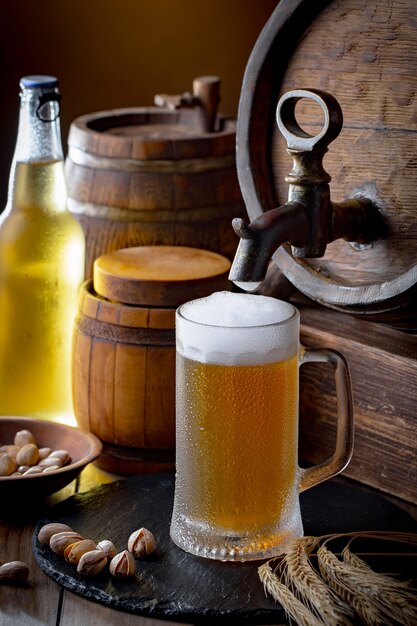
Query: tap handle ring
277,89,343,152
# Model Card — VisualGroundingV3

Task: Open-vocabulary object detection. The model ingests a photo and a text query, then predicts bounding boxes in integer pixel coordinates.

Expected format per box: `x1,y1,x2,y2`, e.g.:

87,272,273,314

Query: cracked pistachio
64,540,97,564
50,531,84,554
127,528,156,557
77,549,107,575
109,550,135,578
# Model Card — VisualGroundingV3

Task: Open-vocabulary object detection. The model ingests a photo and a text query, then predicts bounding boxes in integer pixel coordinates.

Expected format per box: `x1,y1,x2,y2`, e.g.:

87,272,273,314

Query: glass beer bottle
0,75,85,423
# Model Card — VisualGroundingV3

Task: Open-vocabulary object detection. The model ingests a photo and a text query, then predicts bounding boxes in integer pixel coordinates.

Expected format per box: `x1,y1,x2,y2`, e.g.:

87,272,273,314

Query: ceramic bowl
0,416,102,498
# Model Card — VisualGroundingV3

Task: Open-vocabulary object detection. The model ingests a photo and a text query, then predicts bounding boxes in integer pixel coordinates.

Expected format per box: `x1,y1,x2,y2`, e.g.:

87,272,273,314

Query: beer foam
176,291,299,365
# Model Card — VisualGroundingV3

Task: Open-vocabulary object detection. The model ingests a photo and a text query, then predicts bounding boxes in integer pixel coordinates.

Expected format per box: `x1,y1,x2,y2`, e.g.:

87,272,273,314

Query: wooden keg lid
93,246,231,307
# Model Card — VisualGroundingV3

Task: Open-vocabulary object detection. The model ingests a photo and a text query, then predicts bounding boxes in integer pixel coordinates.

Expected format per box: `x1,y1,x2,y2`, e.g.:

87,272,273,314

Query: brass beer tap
229,89,384,287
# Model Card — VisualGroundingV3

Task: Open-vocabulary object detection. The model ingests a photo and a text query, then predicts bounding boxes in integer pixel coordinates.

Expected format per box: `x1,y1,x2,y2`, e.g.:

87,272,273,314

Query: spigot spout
229,202,308,284
229,88,384,291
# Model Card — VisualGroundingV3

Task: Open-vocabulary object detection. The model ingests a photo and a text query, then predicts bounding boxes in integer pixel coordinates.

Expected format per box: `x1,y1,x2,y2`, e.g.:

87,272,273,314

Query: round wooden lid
93,246,232,307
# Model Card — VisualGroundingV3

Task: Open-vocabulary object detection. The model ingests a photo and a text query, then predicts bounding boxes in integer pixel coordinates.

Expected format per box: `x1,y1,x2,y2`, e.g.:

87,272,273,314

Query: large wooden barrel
65,103,244,278
237,0,417,329
72,246,231,475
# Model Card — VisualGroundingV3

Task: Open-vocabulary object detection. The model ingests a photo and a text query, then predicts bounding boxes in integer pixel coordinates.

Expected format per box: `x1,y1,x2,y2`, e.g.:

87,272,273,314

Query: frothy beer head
176,291,299,365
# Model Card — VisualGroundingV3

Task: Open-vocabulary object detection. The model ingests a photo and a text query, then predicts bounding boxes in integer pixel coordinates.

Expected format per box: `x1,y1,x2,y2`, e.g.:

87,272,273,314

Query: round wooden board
93,246,231,306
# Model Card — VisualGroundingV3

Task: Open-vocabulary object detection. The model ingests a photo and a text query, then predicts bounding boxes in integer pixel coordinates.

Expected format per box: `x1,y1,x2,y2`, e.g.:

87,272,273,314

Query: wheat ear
341,543,417,626
281,537,354,625
317,544,384,626
341,544,371,571
259,560,324,626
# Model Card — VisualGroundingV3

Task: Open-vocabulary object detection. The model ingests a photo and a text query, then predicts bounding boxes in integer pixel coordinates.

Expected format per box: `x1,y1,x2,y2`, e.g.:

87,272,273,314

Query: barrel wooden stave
66,162,241,211
66,108,244,277
72,282,176,455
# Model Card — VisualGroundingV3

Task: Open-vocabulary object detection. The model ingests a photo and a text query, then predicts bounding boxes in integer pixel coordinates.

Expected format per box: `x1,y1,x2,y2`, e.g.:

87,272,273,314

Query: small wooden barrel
65,104,244,278
72,246,231,475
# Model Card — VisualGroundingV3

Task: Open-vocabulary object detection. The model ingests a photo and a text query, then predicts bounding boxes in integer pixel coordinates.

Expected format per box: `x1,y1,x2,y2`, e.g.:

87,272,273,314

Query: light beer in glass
171,292,354,561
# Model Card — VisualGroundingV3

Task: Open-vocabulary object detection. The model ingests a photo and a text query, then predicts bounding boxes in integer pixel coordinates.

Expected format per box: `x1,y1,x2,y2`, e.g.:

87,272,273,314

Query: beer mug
170,292,353,561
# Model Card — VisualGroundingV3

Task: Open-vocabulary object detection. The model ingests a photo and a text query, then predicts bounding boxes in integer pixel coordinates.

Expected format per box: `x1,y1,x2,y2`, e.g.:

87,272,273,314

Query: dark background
0,0,277,210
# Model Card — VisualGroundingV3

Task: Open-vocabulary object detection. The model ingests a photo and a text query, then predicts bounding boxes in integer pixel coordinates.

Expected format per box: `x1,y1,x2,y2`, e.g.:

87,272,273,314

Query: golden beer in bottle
0,76,85,422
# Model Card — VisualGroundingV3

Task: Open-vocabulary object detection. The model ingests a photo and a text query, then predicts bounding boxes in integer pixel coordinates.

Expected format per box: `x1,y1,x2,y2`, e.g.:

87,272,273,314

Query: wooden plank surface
298,304,417,504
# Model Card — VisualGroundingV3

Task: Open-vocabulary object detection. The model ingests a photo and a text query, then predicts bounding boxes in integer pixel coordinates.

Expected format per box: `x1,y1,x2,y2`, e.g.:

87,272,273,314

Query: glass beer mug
170,292,354,561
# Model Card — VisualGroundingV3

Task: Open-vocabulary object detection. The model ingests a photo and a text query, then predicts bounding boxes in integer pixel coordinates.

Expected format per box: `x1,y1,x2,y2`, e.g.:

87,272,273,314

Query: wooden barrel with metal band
237,0,417,329
65,98,244,278
72,245,231,475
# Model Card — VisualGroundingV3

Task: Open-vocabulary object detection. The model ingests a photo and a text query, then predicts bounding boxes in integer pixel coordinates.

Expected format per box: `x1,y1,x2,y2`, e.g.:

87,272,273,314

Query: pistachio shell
50,449,71,464
77,549,107,575
0,453,17,477
127,528,156,557
23,466,42,475
38,447,52,461
38,523,73,545
49,531,84,554
64,540,97,564
2,445,20,461
97,540,117,560
0,561,29,584
42,465,61,473
14,430,36,447
39,457,63,468
16,443,39,467
109,550,135,577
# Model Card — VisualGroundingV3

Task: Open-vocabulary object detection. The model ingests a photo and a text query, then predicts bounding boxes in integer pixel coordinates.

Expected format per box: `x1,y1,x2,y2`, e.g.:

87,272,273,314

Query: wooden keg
65,78,244,278
237,0,417,329
72,246,231,475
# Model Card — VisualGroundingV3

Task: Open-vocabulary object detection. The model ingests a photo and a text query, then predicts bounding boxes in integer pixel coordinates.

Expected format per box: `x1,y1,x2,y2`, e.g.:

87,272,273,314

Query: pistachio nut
49,531,84,554
127,527,156,558
64,540,97,564
77,549,107,575
38,523,73,545
42,465,62,473
0,561,29,584
97,539,117,560
0,453,17,477
1,445,20,461
23,466,42,475
14,429,36,447
39,457,64,468
109,550,135,578
16,443,39,467
38,447,52,461
50,449,71,465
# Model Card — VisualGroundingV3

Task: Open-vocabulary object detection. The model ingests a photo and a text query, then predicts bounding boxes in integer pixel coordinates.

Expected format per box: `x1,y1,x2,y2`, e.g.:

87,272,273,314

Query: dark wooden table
2,463,415,626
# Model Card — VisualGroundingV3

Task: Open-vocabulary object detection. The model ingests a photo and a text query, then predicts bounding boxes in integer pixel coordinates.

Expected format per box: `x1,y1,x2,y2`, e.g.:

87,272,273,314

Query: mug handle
298,347,354,492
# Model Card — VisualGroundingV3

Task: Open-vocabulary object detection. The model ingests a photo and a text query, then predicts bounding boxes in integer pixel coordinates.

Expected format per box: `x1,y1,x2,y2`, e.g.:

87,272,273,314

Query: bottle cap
20,75,59,89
